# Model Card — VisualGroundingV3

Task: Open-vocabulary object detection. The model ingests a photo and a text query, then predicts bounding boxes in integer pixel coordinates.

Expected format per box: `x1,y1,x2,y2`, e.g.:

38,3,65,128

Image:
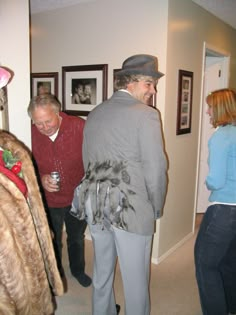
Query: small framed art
30,72,58,98
176,70,193,135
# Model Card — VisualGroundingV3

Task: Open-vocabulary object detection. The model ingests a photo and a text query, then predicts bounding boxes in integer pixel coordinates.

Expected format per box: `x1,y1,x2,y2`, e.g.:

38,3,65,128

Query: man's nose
151,85,157,94
39,122,49,130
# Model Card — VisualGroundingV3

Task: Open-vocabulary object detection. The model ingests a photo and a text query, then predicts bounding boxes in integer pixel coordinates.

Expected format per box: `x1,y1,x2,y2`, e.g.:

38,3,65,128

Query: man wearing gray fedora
71,54,168,315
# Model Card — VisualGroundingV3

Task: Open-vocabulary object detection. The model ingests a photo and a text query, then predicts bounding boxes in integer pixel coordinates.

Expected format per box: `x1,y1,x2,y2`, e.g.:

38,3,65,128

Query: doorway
195,43,230,215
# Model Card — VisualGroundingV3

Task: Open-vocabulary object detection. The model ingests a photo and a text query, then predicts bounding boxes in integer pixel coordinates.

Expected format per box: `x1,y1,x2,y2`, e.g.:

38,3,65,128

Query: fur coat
0,130,64,315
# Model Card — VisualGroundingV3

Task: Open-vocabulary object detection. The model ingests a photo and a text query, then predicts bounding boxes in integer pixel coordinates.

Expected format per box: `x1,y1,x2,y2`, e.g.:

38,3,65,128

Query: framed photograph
62,64,108,116
113,68,156,107
176,70,193,135
30,72,58,98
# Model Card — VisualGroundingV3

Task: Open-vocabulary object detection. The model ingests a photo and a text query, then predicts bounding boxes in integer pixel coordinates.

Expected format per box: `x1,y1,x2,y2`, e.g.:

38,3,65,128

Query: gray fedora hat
115,54,164,79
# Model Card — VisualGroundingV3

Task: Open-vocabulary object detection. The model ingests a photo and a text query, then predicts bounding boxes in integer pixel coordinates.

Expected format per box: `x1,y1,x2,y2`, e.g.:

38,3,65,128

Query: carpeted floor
53,215,203,315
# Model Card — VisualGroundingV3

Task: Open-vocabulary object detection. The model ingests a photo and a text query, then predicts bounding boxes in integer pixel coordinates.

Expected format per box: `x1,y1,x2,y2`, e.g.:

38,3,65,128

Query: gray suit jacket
72,91,167,235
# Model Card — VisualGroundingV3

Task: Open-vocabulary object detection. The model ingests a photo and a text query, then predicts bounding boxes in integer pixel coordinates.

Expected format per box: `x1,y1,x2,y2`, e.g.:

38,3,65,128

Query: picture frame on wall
30,72,58,98
62,64,108,117
113,68,156,108
176,69,193,135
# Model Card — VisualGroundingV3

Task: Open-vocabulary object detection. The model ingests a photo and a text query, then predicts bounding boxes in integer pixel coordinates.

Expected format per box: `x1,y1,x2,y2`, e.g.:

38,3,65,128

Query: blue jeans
194,204,236,315
48,206,87,276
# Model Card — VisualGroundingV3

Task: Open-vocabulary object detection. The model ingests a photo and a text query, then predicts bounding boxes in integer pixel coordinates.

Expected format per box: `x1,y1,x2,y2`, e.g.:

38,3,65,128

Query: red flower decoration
0,150,27,197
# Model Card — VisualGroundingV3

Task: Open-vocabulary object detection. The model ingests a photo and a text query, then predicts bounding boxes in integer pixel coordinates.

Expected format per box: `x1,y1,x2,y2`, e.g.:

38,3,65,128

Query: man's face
127,78,157,105
31,105,61,137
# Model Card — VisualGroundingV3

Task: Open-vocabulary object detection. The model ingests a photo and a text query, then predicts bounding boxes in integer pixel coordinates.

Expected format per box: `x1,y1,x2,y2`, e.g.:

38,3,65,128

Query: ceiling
30,0,236,30
30,0,93,14
192,0,236,29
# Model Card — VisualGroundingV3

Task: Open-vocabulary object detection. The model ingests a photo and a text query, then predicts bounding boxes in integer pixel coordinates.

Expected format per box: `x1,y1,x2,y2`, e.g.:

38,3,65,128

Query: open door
195,44,229,215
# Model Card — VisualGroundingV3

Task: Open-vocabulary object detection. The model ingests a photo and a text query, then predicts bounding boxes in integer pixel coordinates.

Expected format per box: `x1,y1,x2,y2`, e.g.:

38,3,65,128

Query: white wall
0,0,31,147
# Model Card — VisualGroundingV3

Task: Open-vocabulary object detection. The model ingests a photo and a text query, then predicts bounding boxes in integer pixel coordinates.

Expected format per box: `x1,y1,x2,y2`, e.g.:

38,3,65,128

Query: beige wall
30,0,236,261
158,0,236,258
0,0,31,147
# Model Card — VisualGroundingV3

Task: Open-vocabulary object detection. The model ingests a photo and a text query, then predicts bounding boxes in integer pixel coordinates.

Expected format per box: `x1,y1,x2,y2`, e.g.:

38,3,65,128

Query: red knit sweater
32,112,85,208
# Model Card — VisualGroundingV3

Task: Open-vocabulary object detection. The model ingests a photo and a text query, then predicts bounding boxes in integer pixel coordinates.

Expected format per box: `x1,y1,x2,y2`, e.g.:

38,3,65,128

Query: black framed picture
31,72,58,98
176,70,194,135
62,64,108,117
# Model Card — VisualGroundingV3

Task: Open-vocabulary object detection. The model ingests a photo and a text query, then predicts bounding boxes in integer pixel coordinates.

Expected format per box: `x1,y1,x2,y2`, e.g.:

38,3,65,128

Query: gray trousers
87,201,152,315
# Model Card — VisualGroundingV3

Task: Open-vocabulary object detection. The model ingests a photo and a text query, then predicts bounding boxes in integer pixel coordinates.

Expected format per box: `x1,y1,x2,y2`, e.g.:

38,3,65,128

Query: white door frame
193,42,230,230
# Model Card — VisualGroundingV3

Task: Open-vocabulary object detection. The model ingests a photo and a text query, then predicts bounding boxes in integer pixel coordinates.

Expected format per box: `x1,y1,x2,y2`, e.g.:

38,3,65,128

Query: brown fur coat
0,131,64,315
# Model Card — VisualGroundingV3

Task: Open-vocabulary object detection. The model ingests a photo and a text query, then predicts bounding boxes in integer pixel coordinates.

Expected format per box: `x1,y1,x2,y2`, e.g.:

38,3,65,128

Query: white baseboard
85,228,92,241
151,231,194,265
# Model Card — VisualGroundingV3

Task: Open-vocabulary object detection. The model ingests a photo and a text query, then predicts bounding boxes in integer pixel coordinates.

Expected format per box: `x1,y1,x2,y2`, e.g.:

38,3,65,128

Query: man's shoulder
31,123,41,137
61,112,85,126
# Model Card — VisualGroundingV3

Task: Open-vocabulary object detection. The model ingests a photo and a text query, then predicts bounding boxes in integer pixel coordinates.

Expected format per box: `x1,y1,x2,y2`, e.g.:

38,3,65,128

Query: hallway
54,216,203,315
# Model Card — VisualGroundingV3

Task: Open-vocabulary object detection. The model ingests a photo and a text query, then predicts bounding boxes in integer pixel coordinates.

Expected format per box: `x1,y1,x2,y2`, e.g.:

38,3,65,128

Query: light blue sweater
206,125,236,203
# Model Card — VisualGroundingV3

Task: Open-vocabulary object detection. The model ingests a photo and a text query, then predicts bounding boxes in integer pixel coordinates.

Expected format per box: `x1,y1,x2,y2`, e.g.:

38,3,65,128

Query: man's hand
42,174,59,192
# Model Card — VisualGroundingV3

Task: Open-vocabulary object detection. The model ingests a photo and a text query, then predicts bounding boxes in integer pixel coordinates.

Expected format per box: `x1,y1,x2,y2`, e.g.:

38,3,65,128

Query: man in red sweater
27,94,91,287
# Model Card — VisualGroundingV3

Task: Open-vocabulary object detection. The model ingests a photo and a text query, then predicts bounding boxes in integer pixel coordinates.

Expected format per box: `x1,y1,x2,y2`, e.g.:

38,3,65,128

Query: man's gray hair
114,74,158,92
27,94,61,118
